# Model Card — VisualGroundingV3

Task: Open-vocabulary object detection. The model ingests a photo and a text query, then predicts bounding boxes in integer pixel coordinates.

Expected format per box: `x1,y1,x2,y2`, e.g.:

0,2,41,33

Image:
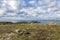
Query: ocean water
0,20,60,24
38,20,60,24
20,20,60,24
19,20,60,24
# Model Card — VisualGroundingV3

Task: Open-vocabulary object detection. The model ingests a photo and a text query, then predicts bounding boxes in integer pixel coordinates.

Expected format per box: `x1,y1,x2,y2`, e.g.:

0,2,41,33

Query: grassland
0,24,60,40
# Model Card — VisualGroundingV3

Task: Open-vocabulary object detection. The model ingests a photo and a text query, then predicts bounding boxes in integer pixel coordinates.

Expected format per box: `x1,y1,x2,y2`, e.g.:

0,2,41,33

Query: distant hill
0,21,40,25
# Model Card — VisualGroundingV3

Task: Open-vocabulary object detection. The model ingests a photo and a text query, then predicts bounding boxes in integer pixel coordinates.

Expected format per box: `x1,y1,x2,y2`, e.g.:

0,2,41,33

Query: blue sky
0,0,60,22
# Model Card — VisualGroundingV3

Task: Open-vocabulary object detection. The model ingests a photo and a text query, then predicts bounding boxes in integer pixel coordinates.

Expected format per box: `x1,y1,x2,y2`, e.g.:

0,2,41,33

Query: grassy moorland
0,23,60,40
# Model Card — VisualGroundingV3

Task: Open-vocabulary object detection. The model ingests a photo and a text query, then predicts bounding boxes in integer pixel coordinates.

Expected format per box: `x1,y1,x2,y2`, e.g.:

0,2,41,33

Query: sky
0,0,60,22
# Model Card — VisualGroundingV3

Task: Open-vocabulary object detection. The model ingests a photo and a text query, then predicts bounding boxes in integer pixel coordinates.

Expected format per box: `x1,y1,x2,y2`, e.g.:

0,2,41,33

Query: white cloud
0,8,5,16
29,0,35,4
47,1,56,7
7,0,18,10
6,13,17,16
0,0,60,21
19,0,60,20
20,7,46,17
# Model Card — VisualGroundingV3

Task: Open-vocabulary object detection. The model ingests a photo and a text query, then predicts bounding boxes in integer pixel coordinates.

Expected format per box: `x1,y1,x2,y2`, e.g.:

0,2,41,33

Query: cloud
0,8,5,16
5,0,18,10
5,13,17,17
0,0,60,22
28,0,35,5
0,0,18,16
19,0,60,20
20,7,46,17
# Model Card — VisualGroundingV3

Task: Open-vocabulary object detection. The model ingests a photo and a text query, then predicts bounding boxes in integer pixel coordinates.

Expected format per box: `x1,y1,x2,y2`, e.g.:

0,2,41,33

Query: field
0,24,60,40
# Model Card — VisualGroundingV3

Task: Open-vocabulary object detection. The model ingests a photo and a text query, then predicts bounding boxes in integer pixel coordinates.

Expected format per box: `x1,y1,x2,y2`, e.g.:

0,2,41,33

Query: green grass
0,24,60,40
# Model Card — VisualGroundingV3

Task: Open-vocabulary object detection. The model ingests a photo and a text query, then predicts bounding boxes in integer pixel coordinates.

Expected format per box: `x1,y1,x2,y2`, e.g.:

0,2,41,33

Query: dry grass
0,24,60,40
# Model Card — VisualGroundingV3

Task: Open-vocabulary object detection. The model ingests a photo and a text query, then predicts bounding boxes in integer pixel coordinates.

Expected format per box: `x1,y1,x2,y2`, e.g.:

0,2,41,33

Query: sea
18,20,60,24
37,20,60,24
0,20,60,24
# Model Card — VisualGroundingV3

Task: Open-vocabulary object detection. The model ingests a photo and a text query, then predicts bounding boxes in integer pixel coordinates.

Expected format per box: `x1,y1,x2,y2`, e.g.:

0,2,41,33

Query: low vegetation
0,23,60,40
